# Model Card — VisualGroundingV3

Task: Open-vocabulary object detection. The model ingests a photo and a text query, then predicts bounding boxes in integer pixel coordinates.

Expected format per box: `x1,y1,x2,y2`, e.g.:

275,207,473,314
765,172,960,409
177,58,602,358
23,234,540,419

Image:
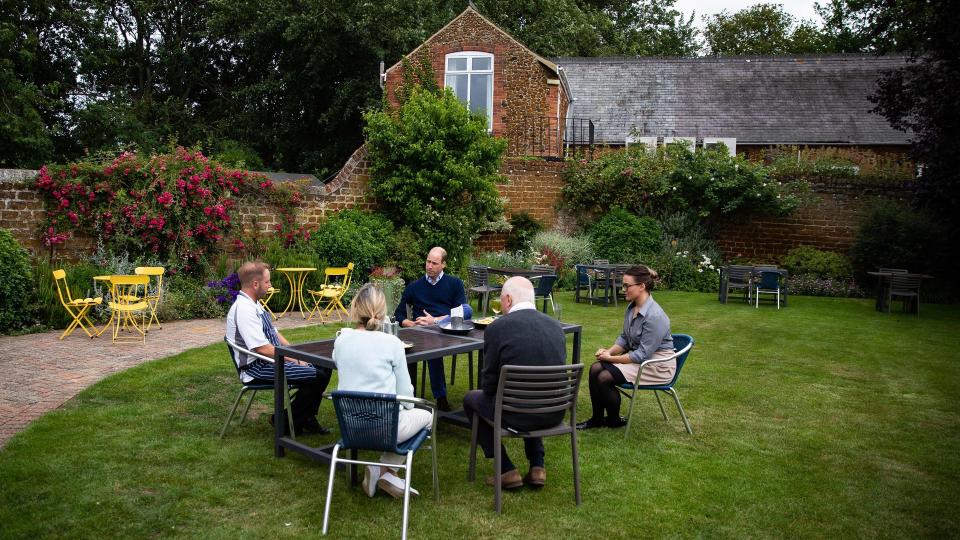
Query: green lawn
2,291,959,538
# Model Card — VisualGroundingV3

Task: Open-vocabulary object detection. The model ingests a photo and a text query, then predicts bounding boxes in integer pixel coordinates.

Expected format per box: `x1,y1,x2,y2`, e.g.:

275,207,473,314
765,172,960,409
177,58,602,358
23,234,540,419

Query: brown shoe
523,466,546,488
484,468,523,489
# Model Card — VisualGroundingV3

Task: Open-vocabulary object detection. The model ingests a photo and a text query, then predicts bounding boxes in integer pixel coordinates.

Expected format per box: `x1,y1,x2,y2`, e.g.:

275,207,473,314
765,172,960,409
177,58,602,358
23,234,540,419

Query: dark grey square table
272,322,582,463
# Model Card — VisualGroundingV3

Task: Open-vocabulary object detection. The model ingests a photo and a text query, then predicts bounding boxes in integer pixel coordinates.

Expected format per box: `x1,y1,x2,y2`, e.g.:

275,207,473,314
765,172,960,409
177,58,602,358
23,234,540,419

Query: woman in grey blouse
577,265,675,430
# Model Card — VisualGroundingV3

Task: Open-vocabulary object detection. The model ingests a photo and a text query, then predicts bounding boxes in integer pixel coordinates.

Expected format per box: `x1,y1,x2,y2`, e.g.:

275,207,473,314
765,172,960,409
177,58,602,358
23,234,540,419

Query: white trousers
381,407,433,465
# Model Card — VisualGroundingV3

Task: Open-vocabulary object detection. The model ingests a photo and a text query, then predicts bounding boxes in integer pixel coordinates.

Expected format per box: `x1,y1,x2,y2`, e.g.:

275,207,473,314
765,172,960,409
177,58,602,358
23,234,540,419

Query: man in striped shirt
225,261,331,435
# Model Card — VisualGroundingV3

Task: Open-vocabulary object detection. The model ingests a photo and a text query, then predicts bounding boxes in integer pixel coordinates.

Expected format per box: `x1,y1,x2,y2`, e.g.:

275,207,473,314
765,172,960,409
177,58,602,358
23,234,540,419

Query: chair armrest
227,342,277,364
636,340,694,369
397,395,437,412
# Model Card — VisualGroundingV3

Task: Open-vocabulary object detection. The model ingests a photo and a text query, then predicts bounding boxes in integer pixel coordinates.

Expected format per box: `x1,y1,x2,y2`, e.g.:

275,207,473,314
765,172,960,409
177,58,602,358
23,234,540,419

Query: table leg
275,352,286,458
294,271,310,319
277,272,296,319
572,329,581,365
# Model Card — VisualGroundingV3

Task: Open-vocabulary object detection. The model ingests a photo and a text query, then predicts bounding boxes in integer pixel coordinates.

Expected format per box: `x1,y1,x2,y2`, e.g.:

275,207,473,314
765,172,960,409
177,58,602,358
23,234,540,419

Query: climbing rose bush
35,147,304,272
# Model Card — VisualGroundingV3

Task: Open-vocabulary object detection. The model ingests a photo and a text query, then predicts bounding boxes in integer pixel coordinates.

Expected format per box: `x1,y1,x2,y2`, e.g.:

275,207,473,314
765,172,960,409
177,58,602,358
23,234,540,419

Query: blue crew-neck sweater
394,274,467,324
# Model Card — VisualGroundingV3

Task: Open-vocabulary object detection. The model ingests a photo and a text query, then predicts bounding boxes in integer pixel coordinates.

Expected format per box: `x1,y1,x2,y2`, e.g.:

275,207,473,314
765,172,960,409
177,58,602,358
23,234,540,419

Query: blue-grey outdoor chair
616,334,695,436
754,270,783,309
531,274,558,314
322,391,438,540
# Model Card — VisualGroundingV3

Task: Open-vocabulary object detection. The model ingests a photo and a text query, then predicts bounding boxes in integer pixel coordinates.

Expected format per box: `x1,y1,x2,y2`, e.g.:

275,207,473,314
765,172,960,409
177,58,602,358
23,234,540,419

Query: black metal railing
512,117,594,161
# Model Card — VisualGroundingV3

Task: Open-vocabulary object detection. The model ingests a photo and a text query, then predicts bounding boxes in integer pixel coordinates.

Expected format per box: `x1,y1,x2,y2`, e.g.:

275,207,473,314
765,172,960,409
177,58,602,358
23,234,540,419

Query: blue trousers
407,358,447,399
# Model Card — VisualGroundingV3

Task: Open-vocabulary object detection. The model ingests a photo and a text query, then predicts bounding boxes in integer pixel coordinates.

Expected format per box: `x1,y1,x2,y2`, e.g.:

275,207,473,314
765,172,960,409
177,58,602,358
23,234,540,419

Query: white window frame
445,51,494,131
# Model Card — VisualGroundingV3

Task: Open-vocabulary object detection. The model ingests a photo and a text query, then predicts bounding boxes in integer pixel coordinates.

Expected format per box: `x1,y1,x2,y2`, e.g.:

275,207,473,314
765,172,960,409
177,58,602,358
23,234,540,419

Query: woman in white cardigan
333,283,433,499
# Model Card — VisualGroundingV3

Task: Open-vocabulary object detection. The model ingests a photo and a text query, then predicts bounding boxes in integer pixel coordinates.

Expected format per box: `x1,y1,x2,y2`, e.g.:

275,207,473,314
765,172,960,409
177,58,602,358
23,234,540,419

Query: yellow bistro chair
259,286,281,321
307,263,355,322
134,266,165,331
52,269,103,340
108,274,150,344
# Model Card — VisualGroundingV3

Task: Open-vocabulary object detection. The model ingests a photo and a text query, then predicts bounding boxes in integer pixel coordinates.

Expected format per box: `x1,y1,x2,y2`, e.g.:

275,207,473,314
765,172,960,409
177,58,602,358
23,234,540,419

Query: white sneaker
376,471,420,499
362,465,381,498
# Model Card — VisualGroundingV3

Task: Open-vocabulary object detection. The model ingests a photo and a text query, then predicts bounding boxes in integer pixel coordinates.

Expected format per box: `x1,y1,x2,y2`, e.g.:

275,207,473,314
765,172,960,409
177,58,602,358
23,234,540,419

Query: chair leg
468,414,479,481
623,387,638,438
220,388,248,439
654,390,668,420
431,429,440,501
401,450,414,540
239,389,258,425
468,352,474,390
667,389,692,434
571,429,582,506
494,426,502,514
322,444,340,535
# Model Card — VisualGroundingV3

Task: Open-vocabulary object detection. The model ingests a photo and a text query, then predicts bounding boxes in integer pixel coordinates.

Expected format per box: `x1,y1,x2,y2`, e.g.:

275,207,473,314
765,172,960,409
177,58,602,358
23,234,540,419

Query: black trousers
463,389,545,471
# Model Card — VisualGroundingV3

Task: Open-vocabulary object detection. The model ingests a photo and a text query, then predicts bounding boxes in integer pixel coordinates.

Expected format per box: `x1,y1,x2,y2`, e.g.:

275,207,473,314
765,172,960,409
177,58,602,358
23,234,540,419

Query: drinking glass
490,298,502,316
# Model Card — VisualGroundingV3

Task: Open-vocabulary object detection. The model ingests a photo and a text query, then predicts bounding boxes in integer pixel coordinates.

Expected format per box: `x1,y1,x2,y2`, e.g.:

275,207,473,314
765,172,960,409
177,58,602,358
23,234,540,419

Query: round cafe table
275,267,316,319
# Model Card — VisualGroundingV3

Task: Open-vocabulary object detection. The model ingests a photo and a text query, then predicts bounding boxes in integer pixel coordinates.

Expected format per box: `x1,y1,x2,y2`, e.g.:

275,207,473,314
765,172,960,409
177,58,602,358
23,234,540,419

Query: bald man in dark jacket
464,276,566,490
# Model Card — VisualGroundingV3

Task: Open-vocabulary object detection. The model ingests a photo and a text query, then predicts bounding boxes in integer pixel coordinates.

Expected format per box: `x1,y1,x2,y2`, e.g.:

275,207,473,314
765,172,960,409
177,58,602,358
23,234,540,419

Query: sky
673,0,822,29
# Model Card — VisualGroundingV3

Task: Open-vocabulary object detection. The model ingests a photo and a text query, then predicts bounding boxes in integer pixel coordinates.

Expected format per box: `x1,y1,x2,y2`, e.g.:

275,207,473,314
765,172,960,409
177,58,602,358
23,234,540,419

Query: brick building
382,7,571,159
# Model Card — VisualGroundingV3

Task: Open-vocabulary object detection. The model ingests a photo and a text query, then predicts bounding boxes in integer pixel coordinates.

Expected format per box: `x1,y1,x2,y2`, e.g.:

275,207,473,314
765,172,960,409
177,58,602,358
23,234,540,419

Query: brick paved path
0,315,324,448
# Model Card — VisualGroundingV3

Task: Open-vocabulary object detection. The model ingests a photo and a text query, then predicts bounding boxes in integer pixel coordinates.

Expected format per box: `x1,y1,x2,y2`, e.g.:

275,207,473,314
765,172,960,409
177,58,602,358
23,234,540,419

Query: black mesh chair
531,274,558,314
322,391,438,540
467,363,584,514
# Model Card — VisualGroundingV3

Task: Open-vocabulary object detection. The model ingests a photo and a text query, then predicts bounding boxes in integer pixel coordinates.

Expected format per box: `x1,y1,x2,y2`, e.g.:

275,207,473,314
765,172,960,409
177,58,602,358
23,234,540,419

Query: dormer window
445,52,493,130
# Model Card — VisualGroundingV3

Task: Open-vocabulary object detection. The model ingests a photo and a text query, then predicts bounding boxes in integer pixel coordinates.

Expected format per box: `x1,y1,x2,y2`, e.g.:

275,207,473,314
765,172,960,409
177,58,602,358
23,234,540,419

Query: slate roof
553,55,911,146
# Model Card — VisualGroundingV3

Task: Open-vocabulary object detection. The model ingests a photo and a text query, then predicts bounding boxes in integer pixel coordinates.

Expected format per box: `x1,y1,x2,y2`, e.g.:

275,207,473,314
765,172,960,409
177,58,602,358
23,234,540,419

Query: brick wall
0,153,914,263
384,8,566,158
715,178,913,261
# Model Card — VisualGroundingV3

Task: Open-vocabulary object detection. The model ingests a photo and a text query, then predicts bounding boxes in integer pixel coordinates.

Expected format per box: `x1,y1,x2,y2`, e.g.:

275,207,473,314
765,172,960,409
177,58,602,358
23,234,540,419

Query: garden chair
134,266,164,330
259,286,281,320
531,274,558,314
468,266,501,316
574,264,594,303
221,338,298,439
467,363,584,514
52,269,103,340
307,263,355,322
616,334,694,436
887,273,923,315
107,274,150,344
322,391,438,540
754,270,783,309
721,265,753,303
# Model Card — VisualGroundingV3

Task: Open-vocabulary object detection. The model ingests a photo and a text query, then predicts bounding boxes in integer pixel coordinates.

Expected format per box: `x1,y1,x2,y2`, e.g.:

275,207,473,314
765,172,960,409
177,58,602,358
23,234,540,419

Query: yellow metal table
275,267,316,319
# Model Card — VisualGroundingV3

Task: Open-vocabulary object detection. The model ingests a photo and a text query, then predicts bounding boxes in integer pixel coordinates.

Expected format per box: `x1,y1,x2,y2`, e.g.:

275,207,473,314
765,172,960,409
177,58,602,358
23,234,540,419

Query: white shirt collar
426,271,444,285
508,301,537,312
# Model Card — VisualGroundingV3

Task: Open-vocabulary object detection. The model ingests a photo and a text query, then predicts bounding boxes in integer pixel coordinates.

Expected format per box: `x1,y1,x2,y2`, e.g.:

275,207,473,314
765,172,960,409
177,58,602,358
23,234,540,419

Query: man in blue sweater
394,246,467,411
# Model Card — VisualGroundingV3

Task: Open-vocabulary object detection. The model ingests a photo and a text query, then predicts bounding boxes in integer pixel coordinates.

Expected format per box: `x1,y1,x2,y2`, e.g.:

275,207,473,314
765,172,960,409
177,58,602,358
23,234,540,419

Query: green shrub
364,87,506,269
505,212,543,252
786,274,867,298
850,199,941,282
589,208,662,262
529,231,594,289
311,209,393,277
781,245,853,280
388,227,426,284
650,251,720,293
562,145,808,229
470,250,535,270
0,230,36,332
157,274,227,321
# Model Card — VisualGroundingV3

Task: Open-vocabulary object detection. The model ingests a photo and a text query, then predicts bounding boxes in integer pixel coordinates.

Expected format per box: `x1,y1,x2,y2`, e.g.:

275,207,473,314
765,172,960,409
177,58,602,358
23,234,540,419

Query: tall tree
703,3,828,55
0,0,90,167
862,0,960,230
